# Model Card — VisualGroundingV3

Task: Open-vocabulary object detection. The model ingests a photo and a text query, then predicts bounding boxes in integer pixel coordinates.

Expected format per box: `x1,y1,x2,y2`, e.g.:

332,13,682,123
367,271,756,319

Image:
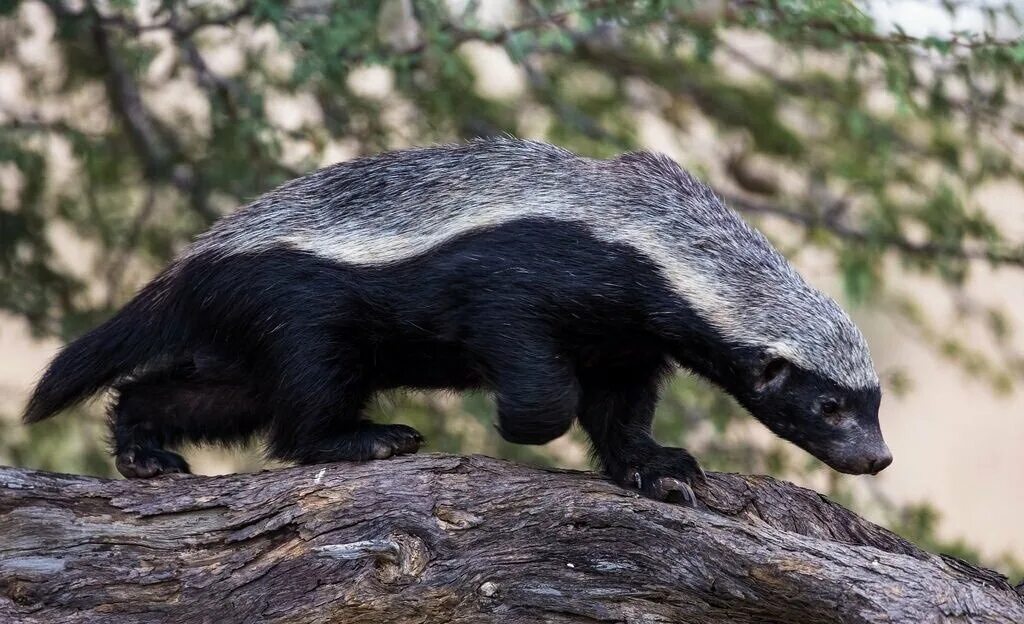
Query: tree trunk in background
1,454,1021,623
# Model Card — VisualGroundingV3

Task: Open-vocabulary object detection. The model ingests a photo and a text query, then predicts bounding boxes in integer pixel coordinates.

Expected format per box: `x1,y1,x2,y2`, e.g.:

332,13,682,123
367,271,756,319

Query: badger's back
190,140,780,299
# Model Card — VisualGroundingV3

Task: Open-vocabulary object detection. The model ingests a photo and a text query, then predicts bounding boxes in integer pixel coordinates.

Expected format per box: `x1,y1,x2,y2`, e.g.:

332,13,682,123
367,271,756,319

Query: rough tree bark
1,454,1021,623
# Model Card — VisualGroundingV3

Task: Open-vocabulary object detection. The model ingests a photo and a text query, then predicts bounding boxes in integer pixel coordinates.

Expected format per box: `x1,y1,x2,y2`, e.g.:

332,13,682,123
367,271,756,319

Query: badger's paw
303,422,425,463
115,447,191,479
616,447,707,506
362,423,425,460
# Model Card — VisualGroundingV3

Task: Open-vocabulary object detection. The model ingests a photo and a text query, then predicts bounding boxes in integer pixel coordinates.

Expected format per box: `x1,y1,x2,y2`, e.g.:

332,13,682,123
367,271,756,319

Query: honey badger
24,139,892,500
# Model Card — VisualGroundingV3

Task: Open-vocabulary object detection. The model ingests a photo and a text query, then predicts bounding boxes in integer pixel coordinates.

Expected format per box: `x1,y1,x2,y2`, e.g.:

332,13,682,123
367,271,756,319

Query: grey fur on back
188,138,878,389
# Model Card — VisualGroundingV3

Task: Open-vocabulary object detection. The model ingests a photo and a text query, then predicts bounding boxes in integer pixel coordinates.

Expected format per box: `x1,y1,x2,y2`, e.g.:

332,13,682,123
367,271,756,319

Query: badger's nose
866,450,893,475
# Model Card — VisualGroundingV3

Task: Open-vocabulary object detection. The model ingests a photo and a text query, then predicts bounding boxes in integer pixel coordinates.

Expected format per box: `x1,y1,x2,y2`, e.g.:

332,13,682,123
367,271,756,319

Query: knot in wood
376,533,430,584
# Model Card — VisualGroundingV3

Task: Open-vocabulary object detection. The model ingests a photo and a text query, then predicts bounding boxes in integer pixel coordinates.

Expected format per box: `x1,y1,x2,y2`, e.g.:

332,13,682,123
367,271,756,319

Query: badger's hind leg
264,371,425,465
110,385,192,479
261,347,424,466
110,355,267,478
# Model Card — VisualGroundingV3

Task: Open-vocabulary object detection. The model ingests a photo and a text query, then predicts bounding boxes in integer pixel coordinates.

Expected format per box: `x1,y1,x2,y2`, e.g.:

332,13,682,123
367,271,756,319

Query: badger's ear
756,356,791,393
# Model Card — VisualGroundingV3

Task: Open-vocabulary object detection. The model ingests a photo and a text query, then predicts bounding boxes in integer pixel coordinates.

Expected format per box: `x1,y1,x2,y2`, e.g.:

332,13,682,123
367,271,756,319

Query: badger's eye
821,399,840,416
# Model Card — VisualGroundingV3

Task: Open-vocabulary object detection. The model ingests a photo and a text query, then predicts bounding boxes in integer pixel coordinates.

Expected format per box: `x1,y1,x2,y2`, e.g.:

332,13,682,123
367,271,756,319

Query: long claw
652,477,696,506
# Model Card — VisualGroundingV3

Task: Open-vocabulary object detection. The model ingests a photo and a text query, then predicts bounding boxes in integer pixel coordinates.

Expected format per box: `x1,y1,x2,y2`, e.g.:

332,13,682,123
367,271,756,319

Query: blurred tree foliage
1,0,1023,579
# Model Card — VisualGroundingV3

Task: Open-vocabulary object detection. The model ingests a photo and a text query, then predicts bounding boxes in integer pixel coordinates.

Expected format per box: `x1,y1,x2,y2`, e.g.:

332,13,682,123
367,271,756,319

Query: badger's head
628,152,891,474
713,292,892,476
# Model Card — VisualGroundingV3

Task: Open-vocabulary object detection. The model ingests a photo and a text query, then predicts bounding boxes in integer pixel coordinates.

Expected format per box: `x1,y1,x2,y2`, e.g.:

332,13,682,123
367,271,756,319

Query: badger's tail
22,273,182,424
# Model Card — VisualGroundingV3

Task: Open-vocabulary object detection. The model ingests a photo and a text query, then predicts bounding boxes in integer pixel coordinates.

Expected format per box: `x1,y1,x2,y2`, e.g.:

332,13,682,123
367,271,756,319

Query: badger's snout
832,447,892,475
865,447,893,474
820,438,893,475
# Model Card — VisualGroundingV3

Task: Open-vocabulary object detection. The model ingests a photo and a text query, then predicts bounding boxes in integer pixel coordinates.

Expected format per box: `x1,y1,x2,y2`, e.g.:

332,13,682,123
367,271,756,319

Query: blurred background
1,0,1022,580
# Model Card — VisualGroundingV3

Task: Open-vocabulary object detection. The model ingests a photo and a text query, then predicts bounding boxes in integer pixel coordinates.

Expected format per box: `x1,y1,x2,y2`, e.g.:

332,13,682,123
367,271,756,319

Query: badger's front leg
479,329,579,445
578,361,706,505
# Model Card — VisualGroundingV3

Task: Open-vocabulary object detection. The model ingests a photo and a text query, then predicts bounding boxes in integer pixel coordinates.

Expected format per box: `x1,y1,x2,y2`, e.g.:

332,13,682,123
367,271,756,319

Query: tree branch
1,455,1021,622
83,7,216,224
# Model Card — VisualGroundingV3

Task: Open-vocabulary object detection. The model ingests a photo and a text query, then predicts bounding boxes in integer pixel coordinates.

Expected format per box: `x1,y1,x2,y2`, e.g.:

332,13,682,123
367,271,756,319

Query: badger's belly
362,338,482,390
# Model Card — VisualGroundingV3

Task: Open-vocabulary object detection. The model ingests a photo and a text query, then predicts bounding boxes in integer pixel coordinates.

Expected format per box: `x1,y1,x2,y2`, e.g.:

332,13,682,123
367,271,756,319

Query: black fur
22,276,181,424
27,216,888,492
